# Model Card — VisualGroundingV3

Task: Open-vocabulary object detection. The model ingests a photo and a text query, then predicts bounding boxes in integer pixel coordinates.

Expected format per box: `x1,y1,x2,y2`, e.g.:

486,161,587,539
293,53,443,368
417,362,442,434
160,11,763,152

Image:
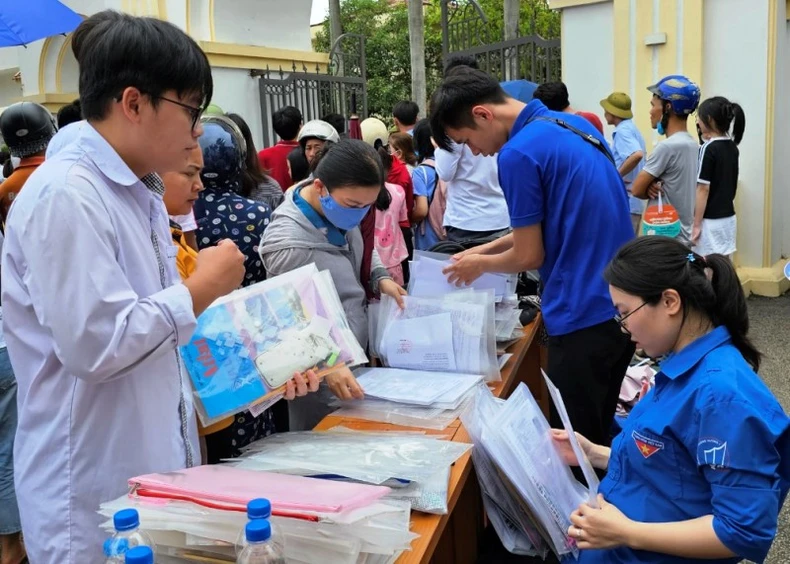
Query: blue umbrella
0,0,83,47
500,79,539,104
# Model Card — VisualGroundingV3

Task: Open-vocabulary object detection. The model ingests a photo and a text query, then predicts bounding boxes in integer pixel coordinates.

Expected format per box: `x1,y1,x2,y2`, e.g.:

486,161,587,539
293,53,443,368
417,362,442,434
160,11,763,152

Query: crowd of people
0,9,786,564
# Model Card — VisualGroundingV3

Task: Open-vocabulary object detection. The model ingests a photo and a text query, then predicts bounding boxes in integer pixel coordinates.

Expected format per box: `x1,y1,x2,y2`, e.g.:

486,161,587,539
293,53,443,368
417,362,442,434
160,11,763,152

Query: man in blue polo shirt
431,66,634,450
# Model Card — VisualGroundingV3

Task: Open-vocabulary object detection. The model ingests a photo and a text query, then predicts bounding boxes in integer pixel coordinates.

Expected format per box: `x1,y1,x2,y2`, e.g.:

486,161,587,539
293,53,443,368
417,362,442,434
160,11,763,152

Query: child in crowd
388,131,418,173
693,97,745,258
410,119,446,251
555,236,789,564
375,148,409,285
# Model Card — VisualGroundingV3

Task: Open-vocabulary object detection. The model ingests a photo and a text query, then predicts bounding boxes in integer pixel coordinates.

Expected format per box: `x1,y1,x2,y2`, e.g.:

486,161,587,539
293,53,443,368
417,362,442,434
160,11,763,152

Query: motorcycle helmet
198,115,247,191
0,102,57,158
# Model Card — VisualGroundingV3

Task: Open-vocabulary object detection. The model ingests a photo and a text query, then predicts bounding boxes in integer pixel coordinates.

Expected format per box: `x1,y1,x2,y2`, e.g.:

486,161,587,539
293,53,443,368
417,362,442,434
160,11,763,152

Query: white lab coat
1,124,199,563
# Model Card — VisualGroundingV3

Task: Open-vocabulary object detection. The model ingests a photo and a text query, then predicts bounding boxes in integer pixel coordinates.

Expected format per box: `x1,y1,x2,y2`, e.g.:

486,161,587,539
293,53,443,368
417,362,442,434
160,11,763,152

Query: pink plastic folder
128,465,390,518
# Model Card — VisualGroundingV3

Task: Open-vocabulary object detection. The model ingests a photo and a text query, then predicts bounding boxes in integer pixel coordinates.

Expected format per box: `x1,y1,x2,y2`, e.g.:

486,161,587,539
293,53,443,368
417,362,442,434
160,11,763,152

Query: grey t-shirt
643,131,699,245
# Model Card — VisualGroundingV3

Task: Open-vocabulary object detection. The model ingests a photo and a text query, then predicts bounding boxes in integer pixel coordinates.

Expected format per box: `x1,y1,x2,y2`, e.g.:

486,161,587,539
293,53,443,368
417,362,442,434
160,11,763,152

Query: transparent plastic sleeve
180,264,368,427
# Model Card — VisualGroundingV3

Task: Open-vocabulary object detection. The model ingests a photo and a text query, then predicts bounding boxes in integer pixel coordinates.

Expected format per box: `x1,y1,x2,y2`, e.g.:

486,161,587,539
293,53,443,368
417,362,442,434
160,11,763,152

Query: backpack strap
530,116,616,167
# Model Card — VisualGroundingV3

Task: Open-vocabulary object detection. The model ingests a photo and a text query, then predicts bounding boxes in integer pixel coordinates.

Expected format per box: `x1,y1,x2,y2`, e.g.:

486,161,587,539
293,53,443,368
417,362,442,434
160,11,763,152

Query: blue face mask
319,191,370,230
657,121,666,136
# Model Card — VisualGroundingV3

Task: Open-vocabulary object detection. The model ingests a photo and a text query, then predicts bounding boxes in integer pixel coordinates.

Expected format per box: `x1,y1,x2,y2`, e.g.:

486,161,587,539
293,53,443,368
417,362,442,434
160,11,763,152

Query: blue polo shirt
580,326,790,563
497,100,633,336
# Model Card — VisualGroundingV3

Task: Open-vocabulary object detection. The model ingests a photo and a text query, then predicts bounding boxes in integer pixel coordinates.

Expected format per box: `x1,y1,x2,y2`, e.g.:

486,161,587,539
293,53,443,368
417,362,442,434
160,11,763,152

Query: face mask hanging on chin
319,192,370,230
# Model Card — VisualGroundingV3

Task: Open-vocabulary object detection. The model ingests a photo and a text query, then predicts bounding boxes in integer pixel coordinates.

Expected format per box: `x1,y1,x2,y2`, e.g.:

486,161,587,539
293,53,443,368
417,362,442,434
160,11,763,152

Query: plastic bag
374,291,499,381
180,264,367,427
642,190,681,238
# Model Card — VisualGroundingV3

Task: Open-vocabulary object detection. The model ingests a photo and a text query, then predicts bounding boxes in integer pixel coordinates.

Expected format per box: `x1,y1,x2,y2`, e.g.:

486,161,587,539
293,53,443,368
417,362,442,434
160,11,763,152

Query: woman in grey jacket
259,139,406,430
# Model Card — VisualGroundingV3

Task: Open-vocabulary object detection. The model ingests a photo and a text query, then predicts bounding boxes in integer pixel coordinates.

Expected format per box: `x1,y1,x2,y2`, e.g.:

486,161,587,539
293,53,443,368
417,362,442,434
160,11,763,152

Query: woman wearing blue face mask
259,139,406,430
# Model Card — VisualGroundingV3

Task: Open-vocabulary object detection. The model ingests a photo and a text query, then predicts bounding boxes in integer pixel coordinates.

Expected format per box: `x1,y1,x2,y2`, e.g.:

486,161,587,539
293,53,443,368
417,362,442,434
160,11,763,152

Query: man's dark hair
429,67,507,151
393,101,419,127
272,106,302,141
321,113,346,136
73,11,213,121
532,81,570,111
57,99,82,129
443,54,479,77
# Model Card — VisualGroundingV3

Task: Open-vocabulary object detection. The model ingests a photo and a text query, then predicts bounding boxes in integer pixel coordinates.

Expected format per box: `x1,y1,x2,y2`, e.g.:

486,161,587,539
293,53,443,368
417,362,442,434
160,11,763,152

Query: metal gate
253,34,368,148
441,0,561,84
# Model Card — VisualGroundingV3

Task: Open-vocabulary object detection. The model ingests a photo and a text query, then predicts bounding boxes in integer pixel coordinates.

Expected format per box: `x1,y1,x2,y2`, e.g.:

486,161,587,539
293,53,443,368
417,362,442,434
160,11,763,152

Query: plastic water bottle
235,498,272,556
125,545,155,563
104,508,157,562
236,520,284,564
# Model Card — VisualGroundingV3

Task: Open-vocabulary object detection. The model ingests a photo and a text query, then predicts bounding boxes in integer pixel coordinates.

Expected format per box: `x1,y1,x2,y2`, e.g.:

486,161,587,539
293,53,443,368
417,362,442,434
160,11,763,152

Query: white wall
703,0,769,268
774,16,790,261
213,0,313,50
210,67,264,149
0,70,24,107
561,2,613,139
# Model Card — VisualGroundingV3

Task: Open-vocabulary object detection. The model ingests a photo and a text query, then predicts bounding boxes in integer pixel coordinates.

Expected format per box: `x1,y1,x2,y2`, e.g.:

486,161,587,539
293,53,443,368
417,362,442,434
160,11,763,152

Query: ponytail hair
698,96,746,145
604,237,760,371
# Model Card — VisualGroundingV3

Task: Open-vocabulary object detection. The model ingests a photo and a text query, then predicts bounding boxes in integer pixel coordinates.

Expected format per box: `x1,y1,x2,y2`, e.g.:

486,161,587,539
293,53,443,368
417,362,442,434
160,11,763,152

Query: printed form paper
542,370,600,505
381,313,457,371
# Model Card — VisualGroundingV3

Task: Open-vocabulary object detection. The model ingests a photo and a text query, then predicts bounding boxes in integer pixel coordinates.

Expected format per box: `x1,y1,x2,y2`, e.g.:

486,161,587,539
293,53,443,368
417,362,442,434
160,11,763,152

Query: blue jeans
0,347,21,535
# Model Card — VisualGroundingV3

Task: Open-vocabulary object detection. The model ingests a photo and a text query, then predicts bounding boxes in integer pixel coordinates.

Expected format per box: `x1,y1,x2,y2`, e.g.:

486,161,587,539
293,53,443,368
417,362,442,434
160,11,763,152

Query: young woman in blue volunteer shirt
553,236,790,564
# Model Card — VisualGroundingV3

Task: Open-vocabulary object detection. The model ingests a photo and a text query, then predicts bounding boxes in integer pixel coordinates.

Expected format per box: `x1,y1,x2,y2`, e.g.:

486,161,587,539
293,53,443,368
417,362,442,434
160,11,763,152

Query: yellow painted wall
611,0,703,141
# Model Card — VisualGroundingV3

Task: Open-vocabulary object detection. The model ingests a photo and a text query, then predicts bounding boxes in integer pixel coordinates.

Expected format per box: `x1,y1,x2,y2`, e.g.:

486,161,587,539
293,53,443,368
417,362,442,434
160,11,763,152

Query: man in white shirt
434,140,511,243
0,12,319,563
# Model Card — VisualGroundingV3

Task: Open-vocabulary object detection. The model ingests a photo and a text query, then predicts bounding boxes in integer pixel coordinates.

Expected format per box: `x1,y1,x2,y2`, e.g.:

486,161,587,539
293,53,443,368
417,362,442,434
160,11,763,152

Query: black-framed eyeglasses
155,95,203,131
614,301,649,332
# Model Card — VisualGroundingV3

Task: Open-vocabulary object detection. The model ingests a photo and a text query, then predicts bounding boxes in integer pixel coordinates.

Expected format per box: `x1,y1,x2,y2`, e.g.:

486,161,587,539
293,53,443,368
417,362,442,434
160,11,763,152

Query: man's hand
647,180,663,200
443,254,485,286
325,366,365,400
184,239,246,315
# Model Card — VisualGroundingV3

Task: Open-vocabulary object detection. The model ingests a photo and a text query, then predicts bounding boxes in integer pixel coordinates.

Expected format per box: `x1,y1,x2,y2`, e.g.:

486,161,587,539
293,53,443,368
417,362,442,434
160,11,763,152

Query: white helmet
360,117,388,149
297,119,340,149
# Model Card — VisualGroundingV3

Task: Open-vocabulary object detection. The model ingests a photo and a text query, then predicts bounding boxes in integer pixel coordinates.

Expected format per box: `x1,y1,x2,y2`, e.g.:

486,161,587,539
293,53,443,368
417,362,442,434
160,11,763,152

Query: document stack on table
461,378,599,560
233,427,471,515
332,367,486,430
99,465,416,563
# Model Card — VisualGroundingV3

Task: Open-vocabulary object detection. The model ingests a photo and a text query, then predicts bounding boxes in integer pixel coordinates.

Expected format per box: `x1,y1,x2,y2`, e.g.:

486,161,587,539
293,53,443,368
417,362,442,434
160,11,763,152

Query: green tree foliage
313,0,559,117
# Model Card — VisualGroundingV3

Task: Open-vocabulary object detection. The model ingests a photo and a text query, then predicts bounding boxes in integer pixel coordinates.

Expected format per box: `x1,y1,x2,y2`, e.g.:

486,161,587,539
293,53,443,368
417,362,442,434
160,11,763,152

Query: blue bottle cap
245,519,272,543
113,508,140,532
125,545,154,564
104,537,130,557
247,498,272,519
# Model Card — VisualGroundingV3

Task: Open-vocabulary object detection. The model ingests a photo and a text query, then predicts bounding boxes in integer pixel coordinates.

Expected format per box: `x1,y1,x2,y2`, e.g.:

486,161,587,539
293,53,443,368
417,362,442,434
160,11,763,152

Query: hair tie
687,253,696,263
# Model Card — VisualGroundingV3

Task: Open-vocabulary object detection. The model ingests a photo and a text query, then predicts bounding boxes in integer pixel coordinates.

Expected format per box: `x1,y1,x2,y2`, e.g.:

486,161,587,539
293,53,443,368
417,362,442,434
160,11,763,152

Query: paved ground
480,294,790,563
747,295,790,564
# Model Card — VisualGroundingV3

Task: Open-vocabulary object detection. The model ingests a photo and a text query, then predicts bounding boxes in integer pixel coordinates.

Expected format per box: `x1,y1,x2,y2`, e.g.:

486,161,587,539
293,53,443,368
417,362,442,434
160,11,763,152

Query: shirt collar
16,155,46,169
78,123,148,188
658,326,732,380
511,99,549,138
614,119,633,133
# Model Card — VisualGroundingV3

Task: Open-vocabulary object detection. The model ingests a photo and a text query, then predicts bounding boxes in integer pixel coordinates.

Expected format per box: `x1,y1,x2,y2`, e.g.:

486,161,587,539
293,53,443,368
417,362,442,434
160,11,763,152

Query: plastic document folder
128,465,390,516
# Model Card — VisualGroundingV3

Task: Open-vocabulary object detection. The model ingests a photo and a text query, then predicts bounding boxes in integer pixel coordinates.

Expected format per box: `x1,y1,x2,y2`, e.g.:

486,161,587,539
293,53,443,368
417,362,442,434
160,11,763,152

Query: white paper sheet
542,370,600,505
381,313,457,371
498,354,513,369
409,254,513,299
353,368,462,406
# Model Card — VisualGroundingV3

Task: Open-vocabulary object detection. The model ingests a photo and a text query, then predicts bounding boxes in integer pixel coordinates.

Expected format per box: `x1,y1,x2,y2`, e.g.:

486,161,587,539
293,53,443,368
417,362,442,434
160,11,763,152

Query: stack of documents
333,367,486,430
461,377,599,559
408,251,517,302
373,291,499,381
100,465,415,563
234,428,471,515
495,295,523,344
180,264,367,428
